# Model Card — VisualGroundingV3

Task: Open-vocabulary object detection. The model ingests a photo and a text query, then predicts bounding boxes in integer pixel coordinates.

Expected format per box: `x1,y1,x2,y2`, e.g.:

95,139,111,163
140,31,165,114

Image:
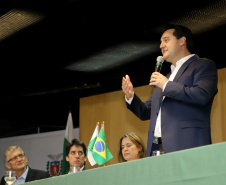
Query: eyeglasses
7,154,25,163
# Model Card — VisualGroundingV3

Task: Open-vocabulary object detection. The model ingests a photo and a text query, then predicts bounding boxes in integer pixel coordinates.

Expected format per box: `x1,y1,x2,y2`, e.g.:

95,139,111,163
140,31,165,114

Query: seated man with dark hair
66,138,88,172
0,145,49,185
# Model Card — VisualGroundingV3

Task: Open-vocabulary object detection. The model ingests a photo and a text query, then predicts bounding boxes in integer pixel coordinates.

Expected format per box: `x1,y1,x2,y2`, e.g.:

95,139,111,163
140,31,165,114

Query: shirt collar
68,165,85,174
79,165,85,171
171,54,195,72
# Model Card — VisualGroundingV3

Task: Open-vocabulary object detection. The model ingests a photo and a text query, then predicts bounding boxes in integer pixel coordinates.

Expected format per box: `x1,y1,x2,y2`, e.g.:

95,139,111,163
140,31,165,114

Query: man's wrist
125,92,134,104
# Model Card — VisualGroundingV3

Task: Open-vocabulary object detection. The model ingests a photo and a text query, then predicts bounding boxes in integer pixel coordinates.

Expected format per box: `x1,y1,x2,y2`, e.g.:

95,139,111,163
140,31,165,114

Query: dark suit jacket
127,55,218,156
25,167,49,182
83,166,88,171
0,167,49,185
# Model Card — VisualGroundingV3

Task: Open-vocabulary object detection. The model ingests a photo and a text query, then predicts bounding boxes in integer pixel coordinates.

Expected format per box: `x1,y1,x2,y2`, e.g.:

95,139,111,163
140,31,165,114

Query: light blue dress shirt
14,166,29,185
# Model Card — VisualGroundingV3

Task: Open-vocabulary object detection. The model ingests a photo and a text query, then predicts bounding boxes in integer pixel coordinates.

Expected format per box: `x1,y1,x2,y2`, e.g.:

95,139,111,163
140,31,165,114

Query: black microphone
151,56,164,88
155,56,164,72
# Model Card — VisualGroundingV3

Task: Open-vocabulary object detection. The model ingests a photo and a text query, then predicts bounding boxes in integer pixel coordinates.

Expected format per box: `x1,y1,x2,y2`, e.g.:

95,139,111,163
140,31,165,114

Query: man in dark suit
122,24,218,156
0,145,49,185
66,138,88,173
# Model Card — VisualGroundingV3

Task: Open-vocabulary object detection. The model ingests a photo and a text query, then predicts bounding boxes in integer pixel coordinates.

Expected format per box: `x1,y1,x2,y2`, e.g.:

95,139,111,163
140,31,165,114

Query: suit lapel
25,167,33,182
173,55,199,82
83,166,88,171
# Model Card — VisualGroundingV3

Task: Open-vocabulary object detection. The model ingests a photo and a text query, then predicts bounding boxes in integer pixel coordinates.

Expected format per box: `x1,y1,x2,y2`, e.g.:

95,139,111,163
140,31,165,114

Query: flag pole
97,122,100,130
97,121,100,135
101,121,105,133
101,121,106,167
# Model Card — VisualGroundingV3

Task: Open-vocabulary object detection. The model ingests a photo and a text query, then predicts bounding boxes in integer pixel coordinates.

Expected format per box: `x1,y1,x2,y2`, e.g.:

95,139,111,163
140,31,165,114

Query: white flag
87,125,99,166
65,112,74,141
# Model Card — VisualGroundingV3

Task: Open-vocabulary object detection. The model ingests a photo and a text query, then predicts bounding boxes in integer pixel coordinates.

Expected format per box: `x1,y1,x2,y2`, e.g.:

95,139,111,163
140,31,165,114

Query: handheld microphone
151,56,164,88
155,56,164,72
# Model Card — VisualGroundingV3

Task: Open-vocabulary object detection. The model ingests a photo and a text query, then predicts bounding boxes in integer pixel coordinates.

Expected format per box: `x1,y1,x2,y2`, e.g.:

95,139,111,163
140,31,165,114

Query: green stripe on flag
61,112,74,174
61,138,70,175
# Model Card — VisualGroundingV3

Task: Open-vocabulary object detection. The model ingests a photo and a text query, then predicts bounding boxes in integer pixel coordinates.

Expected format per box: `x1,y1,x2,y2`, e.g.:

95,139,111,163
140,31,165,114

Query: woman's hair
118,132,146,162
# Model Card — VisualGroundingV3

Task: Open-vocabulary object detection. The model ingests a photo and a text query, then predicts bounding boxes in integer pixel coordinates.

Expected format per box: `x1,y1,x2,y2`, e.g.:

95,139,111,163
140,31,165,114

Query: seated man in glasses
66,138,88,173
0,145,49,185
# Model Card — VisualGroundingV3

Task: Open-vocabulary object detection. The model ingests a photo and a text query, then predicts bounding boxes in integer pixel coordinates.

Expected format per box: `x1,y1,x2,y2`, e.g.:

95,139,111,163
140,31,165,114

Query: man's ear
5,162,11,169
179,36,186,46
66,156,69,162
24,155,28,164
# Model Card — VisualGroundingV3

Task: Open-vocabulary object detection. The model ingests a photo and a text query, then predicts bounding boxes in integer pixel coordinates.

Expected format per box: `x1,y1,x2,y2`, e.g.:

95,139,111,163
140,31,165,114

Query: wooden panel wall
211,68,226,143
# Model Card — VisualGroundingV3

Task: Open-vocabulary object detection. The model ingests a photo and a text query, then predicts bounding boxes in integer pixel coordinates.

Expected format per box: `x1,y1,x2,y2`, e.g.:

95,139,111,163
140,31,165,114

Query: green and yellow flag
61,111,74,174
92,127,113,165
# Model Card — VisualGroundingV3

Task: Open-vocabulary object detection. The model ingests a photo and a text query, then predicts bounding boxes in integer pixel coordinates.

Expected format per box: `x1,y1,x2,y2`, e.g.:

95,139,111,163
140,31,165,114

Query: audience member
66,138,88,172
0,145,49,185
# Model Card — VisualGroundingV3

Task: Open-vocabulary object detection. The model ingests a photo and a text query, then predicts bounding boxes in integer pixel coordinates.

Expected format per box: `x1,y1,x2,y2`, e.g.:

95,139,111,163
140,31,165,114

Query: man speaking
121,24,218,156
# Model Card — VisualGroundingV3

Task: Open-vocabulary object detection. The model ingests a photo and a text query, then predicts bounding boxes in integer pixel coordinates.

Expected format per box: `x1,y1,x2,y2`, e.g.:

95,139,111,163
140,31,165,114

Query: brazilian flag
92,127,113,165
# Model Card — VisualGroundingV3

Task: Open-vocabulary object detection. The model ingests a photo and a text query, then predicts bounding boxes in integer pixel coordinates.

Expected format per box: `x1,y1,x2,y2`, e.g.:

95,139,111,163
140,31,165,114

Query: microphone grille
157,56,164,63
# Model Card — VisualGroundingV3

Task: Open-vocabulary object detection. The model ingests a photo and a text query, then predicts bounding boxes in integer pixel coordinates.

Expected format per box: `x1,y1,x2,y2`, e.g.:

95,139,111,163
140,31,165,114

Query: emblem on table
46,153,63,176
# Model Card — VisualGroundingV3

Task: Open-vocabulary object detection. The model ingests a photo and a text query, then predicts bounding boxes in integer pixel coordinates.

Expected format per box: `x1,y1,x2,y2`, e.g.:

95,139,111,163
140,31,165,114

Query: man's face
160,29,183,64
66,145,87,168
5,149,27,171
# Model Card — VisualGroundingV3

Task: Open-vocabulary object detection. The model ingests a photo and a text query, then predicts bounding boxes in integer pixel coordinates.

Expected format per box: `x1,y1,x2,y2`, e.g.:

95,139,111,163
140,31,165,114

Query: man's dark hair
66,138,87,157
163,24,194,53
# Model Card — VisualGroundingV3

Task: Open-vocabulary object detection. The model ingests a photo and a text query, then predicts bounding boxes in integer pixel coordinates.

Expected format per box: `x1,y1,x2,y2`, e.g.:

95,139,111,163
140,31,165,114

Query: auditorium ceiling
0,0,225,138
